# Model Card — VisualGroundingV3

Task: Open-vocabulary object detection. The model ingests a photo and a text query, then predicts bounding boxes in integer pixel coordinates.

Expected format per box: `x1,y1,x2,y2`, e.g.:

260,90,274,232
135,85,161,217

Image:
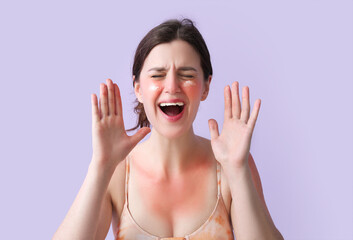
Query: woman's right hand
90,78,150,172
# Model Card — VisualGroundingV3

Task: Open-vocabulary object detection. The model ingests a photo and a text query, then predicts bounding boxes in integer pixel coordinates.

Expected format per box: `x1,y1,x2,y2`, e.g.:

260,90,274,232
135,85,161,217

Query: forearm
53,159,113,240
224,164,283,240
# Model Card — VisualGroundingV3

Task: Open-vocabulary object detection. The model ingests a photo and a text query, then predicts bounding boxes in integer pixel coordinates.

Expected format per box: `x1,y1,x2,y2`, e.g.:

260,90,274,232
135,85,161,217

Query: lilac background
0,0,352,239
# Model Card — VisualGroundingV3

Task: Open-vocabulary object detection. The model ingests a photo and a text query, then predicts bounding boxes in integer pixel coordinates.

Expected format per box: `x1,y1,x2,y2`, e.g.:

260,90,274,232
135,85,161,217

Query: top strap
124,155,131,207
216,161,221,197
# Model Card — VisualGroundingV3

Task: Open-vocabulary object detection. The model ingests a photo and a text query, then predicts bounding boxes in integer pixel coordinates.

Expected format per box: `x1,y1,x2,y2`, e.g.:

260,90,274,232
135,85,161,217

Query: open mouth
159,102,185,117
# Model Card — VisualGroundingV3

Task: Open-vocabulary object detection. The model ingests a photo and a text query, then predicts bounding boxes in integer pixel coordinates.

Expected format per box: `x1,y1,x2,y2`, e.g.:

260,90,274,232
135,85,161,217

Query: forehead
142,40,201,70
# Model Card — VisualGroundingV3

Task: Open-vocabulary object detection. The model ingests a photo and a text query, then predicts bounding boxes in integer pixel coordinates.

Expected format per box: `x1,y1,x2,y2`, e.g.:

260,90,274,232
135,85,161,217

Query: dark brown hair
128,18,213,131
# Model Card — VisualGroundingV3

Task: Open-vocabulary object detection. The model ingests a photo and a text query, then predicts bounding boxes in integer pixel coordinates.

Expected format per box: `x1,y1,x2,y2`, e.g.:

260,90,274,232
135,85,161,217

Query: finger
231,81,241,119
129,127,151,146
114,83,123,116
100,83,109,117
208,119,220,140
224,85,232,119
240,86,250,123
91,94,100,122
248,99,261,131
106,79,116,116
98,92,102,119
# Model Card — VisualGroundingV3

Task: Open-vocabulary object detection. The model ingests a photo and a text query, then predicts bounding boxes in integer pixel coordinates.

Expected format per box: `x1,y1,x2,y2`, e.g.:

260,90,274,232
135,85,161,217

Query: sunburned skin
182,80,197,87
149,84,161,91
148,80,197,92
116,157,235,240
147,76,202,100
115,40,236,239
182,80,204,101
160,80,201,102
132,158,212,220
134,40,211,139
115,149,235,239
146,78,199,93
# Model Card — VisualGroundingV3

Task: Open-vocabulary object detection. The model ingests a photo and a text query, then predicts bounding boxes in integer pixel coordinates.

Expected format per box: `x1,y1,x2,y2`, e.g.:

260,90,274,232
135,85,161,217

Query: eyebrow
148,66,197,72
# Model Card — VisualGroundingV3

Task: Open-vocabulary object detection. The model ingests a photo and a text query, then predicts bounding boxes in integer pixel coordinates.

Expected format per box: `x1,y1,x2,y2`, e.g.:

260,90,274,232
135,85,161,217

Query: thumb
129,127,151,146
208,119,219,140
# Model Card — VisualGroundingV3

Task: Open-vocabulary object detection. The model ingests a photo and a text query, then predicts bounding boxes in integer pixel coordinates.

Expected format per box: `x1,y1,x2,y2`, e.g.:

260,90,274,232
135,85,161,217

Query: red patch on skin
181,81,203,99
133,158,213,220
215,215,225,225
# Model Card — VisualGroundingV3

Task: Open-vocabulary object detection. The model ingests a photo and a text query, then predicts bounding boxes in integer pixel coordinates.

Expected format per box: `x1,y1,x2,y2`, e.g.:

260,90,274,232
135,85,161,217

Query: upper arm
95,159,126,239
94,191,113,240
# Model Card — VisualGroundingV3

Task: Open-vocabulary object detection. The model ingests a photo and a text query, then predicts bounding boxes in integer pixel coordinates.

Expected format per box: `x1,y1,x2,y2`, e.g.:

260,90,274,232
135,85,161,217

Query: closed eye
151,75,194,79
181,75,194,78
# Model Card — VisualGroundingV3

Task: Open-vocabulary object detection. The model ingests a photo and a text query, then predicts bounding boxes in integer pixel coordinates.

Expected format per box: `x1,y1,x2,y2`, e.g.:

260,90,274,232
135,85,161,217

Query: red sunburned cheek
182,83,202,100
146,81,163,92
140,78,163,98
141,81,163,117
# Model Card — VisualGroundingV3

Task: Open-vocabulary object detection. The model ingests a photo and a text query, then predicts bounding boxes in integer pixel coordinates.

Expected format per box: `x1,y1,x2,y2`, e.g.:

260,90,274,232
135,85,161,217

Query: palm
208,81,261,169
91,79,150,169
92,114,127,164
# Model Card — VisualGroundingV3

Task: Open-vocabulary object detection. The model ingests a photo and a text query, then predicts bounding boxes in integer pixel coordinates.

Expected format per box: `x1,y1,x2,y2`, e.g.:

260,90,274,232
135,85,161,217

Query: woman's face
134,39,211,139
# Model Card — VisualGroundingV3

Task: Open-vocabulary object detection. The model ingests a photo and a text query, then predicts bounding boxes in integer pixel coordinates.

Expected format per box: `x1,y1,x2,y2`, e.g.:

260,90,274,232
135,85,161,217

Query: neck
144,126,201,178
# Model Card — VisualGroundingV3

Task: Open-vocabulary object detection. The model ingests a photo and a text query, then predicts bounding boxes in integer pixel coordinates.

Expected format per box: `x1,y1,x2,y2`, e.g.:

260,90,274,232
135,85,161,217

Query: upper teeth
159,102,184,107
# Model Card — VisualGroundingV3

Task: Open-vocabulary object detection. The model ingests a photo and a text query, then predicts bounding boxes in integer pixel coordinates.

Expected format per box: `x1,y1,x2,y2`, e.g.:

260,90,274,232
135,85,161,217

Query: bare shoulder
196,136,233,213
196,136,214,155
107,157,127,229
197,137,263,213
196,137,269,215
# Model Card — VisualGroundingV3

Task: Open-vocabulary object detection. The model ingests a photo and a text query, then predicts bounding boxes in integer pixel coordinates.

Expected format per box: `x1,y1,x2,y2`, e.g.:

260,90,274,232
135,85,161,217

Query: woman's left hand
208,81,261,170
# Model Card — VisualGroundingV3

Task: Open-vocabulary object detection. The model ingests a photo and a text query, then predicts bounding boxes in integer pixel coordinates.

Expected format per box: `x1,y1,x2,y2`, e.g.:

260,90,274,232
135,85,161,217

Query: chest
124,161,225,237
111,158,233,238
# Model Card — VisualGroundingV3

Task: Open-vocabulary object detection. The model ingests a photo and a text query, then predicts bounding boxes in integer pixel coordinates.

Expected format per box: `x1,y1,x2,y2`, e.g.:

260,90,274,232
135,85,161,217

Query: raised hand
91,79,150,171
208,81,261,169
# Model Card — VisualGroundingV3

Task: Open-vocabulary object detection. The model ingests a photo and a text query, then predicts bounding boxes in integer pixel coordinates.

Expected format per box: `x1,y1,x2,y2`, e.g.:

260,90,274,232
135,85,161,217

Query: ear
133,75,143,103
201,75,212,101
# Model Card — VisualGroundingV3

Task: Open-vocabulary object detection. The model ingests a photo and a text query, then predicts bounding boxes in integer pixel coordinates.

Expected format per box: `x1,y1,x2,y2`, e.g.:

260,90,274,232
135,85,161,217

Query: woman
53,18,284,240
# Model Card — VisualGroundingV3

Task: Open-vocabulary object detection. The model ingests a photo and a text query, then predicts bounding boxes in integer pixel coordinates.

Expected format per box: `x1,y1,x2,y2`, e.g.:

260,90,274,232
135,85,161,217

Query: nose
164,72,181,94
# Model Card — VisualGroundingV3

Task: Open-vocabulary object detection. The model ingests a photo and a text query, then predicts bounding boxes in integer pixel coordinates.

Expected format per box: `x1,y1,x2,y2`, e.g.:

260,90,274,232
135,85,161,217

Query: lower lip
159,106,185,122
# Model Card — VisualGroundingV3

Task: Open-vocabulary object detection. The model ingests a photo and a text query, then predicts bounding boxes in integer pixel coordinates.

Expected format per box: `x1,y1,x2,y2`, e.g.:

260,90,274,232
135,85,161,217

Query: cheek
182,80,197,87
148,82,162,92
142,81,163,99
182,81,203,99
